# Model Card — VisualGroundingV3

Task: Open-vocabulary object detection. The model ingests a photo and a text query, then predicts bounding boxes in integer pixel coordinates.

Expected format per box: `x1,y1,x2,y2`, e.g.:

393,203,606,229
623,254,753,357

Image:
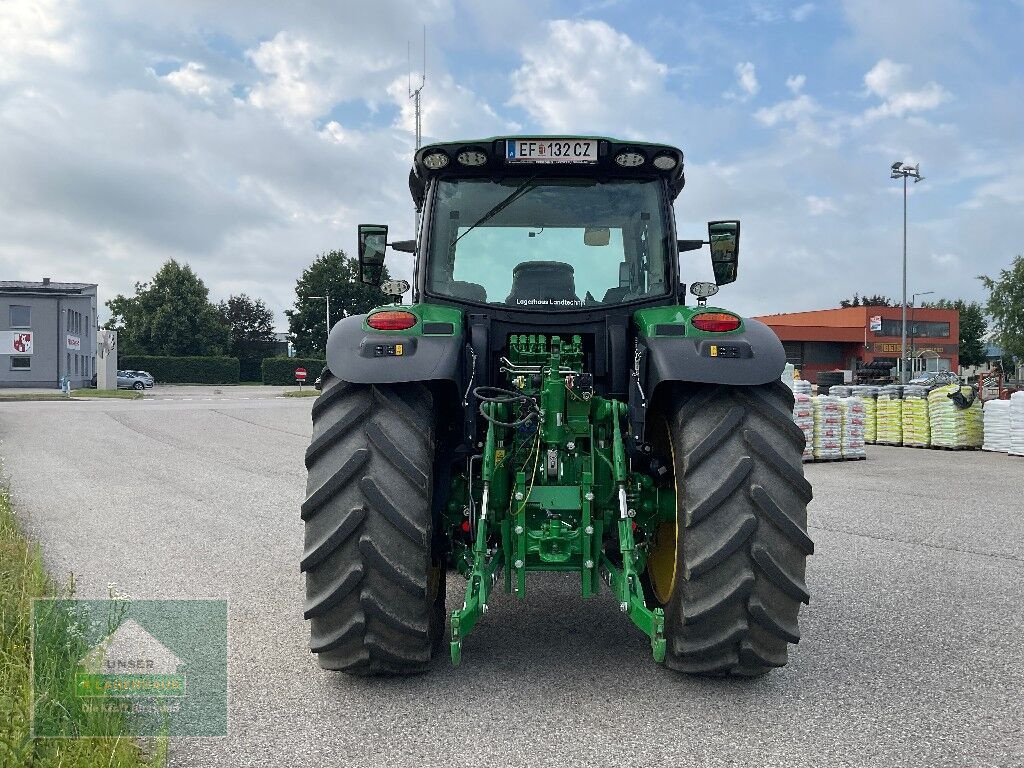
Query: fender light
691,312,741,333
367,311,417,331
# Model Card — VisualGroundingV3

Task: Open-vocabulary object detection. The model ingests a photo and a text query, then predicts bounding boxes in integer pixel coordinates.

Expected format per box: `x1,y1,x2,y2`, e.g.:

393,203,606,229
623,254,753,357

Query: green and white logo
32,599,227,738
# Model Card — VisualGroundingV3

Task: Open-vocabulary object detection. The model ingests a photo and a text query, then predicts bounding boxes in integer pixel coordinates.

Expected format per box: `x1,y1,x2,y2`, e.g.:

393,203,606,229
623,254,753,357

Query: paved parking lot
1,393,1022,767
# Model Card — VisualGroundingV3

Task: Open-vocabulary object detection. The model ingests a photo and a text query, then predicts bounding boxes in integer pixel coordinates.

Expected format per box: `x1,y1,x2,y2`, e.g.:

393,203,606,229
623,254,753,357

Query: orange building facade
756,306,960,384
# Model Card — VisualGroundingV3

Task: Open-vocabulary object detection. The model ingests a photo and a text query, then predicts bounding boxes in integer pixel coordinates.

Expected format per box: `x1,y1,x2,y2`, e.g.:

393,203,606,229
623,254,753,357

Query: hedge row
261,357,326,386
118,355,240,384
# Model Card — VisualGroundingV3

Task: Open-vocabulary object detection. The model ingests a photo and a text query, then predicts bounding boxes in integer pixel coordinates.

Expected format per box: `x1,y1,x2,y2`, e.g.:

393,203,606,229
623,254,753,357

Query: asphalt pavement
1,389,1022,767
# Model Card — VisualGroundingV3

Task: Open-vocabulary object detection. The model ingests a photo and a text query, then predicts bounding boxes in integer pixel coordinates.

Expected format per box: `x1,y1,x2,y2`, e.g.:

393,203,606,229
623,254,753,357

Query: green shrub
262,357,325,385
118,356,240,384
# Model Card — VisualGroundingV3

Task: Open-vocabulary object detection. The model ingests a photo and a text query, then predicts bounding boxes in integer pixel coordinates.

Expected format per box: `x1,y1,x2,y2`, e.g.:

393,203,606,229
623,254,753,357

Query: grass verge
281,389,319,398
0,390,143,402
0,489,162,767
69,389,144,400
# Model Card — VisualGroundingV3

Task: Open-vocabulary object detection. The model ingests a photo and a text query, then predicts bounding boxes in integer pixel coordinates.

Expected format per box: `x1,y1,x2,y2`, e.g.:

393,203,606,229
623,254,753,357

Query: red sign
295,367,307,381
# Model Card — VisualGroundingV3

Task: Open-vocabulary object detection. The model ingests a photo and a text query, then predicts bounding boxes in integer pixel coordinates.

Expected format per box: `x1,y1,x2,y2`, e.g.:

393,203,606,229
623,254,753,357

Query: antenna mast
409,28,426,233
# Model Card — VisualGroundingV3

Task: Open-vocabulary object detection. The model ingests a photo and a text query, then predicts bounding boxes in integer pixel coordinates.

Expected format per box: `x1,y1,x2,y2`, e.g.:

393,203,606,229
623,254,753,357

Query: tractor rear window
425,177,671,309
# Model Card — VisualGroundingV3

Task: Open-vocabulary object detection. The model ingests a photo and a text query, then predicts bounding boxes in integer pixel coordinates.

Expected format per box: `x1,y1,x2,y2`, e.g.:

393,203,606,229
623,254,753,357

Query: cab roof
408,136,685,209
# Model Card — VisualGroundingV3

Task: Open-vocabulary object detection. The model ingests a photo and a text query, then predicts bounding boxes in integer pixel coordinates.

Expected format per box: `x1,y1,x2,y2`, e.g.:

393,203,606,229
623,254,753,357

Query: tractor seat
505,261,579,306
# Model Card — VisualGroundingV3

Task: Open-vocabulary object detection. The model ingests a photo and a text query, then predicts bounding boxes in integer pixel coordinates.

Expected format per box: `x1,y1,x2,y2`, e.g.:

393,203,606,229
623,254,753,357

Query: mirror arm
389,240,416,253
677,239,705,252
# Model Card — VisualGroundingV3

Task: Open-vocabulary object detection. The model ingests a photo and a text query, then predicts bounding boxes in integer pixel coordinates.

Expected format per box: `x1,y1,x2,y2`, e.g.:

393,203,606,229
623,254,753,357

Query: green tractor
301,136,813,676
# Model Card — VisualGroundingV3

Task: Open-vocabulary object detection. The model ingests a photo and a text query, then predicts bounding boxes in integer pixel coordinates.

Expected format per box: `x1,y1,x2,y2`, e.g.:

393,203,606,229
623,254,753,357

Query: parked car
116,370,154,390
130,370,156,386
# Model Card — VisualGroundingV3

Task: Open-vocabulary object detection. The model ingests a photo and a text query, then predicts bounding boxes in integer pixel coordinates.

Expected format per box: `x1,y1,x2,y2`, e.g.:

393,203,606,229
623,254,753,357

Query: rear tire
649,381,813,676
301,373,445,674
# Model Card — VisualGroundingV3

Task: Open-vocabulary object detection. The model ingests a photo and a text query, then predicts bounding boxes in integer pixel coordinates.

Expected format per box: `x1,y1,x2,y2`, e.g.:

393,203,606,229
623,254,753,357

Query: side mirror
708,220,740,285
358,224,388,285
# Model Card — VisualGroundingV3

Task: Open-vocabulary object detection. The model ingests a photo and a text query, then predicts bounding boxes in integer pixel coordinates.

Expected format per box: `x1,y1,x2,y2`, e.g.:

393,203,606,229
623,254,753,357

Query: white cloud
508,20,670,135
0,0,78,81
754,94,818,127
862,58,950,120
735,61,759,97
806,195,837,215
246,31,397,121
163,62,231,102
786,74,806,94
791,3,816,21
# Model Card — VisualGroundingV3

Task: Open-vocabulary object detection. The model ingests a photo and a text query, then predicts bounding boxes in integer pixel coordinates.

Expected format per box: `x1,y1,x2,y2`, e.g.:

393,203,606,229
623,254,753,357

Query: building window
10,305,31,327
876,319,950,338
66,352,70,374
75,354,79,374
11,356,31,370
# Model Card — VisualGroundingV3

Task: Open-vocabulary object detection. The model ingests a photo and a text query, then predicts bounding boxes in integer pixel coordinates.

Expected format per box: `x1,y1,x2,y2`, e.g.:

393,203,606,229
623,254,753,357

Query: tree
286,250,389,357
921,298,988,368
105,260,228,356
980,255,1024,365
218,294,276,356
840,293,894,308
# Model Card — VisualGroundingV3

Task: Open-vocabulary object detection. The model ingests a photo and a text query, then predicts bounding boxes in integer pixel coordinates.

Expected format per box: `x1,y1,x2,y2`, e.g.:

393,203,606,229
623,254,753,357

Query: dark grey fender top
641,318,786,392
325,314,463,385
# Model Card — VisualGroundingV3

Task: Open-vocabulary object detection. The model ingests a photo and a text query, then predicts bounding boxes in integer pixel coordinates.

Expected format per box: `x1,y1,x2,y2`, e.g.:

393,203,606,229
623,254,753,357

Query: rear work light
691,312,741,333
367,311,417,331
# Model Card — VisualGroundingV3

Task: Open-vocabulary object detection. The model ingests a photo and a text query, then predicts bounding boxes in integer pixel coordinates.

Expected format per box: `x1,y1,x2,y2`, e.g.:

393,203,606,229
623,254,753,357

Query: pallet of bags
793,379,812,397
875,385,903,445
901,385,931,447
982,399,1011,453
1010,392,1024,457
851,386,879,443
928,384,983,449
812,395,842,460
793,392,815,462
839,396,867,459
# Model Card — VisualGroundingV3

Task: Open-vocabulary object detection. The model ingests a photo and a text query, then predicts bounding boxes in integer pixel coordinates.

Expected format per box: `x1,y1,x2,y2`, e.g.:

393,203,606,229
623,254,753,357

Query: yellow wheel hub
646,415,679,604
648,521,678,604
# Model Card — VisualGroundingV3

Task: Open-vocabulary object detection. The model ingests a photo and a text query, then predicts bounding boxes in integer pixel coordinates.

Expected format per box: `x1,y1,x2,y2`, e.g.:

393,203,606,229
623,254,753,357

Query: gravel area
1,394,1021,767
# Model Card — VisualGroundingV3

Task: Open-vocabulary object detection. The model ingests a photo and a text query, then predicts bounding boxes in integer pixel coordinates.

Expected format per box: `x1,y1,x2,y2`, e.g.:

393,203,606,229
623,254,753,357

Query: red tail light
367,311,417,331
692,312,741,333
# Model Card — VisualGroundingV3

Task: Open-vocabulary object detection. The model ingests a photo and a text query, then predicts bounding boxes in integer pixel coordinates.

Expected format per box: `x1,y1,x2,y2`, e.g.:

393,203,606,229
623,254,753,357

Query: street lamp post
308,295,330,355
890,161,925,383
910,290,934,376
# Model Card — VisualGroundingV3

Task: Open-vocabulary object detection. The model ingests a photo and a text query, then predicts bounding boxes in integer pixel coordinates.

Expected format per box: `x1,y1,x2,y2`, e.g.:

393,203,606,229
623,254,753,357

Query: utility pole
409,29,426,235
890,161,925,383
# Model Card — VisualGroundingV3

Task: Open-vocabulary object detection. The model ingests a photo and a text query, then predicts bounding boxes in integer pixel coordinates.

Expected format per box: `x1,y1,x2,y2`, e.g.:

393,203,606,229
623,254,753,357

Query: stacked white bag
812,395,842,460
793,393,814,462
839,396,867,459
1010,392,1024,457
982,399,1012,453
793,379,812,397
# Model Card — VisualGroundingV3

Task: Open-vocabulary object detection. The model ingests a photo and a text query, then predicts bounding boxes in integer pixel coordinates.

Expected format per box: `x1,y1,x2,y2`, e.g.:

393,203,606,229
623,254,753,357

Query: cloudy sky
2,0,1022,327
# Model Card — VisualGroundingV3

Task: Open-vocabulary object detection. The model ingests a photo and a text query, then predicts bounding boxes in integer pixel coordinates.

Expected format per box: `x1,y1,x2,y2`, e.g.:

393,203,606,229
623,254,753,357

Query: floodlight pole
902,173,907,383
890,162,924,383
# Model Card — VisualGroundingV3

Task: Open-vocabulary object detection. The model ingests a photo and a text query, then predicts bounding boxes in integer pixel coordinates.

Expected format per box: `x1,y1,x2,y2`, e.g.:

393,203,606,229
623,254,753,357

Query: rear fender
325,306,463,385
632,309,785,443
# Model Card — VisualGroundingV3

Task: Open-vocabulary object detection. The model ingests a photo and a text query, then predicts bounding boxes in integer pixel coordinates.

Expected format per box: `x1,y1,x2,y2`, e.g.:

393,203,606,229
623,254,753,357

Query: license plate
505,139,597,164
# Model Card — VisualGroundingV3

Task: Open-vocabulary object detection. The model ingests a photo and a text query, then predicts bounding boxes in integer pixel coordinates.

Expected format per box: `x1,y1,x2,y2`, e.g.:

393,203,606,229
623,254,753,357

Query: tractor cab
358,137,737,310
